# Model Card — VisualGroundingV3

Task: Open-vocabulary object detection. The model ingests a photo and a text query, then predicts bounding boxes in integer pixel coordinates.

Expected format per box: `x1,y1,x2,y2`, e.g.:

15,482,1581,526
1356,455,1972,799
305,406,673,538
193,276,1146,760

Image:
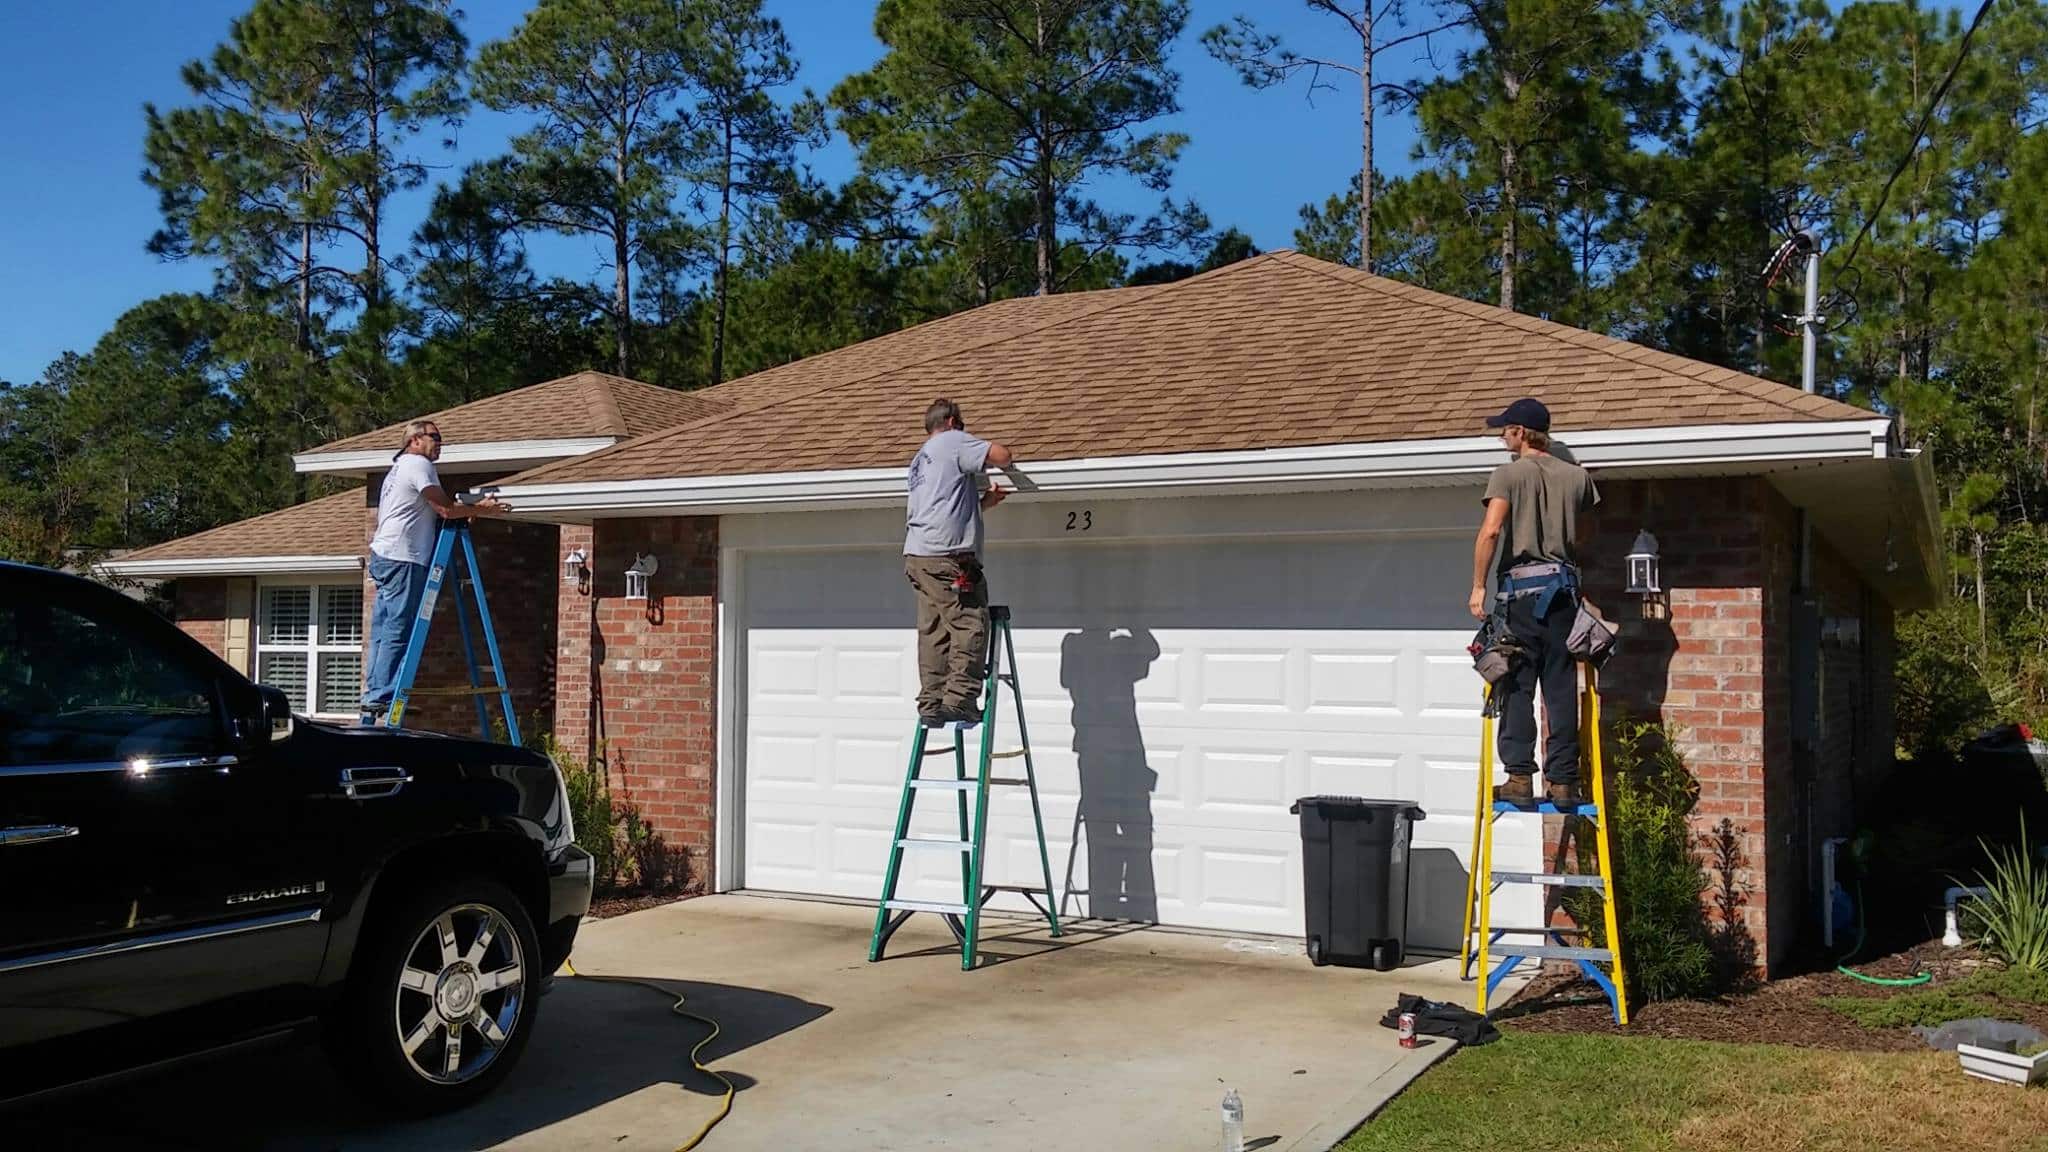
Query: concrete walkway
12,895,1514,1151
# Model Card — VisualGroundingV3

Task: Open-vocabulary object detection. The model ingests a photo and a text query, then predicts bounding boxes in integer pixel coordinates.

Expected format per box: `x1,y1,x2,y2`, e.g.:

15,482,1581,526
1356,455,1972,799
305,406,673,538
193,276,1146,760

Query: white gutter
293,436,620,475
97,554,363,579
492,419,1893,517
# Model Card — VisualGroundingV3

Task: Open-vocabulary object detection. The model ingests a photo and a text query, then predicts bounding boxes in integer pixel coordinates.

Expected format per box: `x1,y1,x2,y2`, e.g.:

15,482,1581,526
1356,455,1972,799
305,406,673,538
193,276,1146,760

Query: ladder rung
1492,871,1605,888
1492,801,1601,817
909,779,976,791
981,884,1051,894
1490,944,1612,962
408,683,509,697
921,745,958,757
1487,925,1590,936
986,777,1031,786
896,838,972,852
883,898,970,915
989,749,1028,760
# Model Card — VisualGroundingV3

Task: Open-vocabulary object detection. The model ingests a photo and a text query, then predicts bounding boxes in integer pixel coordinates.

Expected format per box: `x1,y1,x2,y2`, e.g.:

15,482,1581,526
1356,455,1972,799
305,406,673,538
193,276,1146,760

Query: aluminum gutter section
292,436,620,475
96,555,364,579
492,419,1894,517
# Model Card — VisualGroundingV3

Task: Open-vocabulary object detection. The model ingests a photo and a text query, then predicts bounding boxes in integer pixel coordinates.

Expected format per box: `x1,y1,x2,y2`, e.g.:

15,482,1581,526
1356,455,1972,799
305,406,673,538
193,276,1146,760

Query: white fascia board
96,555,363,579
293,437,620,475
493,419,1893,518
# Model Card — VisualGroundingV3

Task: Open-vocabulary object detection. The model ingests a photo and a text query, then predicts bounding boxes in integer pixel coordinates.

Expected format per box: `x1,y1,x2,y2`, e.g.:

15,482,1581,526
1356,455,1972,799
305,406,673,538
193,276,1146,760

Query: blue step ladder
1459,664,1629,1024
378,520,520,745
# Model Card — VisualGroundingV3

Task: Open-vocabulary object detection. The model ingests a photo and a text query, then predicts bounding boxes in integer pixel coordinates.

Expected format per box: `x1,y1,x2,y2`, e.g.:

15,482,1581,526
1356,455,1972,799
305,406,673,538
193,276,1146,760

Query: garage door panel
740,531,1537,938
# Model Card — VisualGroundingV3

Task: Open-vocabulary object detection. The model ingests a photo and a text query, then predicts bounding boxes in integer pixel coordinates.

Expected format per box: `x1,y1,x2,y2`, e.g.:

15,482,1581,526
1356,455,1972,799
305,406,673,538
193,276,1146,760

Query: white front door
730,491,1542,946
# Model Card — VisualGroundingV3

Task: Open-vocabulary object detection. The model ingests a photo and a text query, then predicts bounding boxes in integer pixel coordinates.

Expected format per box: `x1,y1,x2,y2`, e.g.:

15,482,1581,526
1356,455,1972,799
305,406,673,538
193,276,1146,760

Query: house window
256,584,365,718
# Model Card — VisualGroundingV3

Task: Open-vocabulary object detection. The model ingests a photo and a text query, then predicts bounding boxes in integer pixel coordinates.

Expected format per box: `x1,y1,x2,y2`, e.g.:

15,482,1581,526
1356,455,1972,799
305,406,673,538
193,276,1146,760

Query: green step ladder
378,519,519,744
1459,665,1629,1024
868,605,1062,969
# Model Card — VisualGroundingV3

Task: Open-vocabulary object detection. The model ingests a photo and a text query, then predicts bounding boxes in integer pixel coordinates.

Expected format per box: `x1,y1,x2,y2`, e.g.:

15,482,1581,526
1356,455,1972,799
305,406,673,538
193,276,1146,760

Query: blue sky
0,1,1441,385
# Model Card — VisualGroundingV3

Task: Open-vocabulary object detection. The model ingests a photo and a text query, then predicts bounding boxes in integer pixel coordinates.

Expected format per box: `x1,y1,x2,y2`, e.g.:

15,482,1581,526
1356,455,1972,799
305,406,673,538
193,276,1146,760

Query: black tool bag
1378,992,1501,1047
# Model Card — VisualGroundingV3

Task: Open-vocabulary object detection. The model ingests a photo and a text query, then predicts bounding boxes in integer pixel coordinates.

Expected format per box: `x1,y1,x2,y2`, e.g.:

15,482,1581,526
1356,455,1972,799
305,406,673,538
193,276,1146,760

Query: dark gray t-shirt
1483,452,1599,572
904,428,992,556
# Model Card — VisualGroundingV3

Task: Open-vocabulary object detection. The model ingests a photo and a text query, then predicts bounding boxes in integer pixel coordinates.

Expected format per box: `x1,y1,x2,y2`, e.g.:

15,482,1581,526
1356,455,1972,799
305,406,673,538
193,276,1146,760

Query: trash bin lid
1289,796,1426,821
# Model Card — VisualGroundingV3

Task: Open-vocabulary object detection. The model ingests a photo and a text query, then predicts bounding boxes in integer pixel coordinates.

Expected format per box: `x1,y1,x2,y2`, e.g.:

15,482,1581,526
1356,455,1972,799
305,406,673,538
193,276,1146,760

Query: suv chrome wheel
392,903,526,1085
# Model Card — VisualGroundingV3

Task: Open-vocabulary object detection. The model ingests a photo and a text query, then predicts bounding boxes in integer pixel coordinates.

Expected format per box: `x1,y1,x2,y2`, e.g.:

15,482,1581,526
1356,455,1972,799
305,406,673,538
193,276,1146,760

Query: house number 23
1065,510,1093,532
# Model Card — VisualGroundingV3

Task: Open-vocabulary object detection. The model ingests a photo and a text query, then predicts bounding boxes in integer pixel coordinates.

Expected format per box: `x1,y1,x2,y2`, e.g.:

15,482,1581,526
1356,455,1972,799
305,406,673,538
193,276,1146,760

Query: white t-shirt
371,453,443,564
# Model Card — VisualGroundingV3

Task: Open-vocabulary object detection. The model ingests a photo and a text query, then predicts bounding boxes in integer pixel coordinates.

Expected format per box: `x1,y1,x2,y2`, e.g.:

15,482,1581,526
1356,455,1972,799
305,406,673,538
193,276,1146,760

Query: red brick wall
1579,477,1897,975
552,516,719,883
362,475,560,738
555,523,597,758
174,578,229,660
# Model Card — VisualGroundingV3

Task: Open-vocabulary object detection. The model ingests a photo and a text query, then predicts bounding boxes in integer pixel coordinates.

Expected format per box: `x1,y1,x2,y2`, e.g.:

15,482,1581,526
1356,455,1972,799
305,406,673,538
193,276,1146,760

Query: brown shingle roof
508,252,1874,487
120,488,366,562
303,371,730,458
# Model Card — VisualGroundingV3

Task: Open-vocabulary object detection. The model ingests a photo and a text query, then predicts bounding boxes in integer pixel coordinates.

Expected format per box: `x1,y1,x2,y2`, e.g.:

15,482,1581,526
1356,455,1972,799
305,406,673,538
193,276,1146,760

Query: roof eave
293,437,621,476
491,419,1894,518
96,555,364,579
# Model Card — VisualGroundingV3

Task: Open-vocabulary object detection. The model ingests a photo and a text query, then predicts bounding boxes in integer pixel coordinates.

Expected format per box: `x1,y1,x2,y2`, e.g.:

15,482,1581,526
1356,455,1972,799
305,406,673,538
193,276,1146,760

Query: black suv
0,562,592,1112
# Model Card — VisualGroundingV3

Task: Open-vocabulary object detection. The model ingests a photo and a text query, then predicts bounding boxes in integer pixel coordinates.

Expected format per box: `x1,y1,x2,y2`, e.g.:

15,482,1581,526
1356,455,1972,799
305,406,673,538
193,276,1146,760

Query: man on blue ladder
1469,398,1599,808
903,398,1015,727
359,419,509,726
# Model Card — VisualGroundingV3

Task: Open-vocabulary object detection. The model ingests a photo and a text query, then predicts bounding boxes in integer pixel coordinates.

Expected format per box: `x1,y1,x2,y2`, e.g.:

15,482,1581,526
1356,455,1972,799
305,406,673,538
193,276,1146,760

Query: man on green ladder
903,398,1014,726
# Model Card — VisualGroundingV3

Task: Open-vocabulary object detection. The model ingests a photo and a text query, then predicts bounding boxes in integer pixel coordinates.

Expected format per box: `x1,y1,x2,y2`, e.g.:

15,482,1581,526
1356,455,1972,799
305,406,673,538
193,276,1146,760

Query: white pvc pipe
1944,885,1992,948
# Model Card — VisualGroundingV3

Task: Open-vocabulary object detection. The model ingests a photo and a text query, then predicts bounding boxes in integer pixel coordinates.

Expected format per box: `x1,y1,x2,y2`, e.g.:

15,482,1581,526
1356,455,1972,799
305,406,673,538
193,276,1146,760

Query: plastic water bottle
1221,1088,1244,1152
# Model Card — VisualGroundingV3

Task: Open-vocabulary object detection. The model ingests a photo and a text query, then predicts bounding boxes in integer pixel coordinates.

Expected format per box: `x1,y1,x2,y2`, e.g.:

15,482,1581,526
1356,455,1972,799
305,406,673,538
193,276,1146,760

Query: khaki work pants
903,553,989,715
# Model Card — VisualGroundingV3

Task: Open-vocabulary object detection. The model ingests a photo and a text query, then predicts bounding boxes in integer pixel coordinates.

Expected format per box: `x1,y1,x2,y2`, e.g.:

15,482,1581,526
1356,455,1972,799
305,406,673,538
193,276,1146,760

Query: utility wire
1833,0,2000,277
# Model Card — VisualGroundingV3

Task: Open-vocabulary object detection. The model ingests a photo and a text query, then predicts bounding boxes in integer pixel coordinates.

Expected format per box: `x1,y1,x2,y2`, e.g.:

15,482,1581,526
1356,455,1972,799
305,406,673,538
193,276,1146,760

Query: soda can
1397,1012,1418,1048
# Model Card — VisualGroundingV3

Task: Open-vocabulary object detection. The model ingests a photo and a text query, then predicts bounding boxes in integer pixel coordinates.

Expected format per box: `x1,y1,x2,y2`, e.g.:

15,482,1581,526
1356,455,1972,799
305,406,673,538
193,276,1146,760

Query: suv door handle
0,825,81,846
128,753,239,774
339,766,413,800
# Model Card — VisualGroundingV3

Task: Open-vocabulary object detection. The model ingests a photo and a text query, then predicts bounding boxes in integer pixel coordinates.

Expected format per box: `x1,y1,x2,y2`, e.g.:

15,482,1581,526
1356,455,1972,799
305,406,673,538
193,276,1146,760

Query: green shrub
1820,990,2013,1029
1565,719,1718,1002
534,734,676,896
1962,817,2048,970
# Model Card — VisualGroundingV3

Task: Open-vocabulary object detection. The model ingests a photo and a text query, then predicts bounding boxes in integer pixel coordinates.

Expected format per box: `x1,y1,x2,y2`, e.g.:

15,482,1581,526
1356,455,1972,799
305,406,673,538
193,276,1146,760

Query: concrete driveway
11,895,1515,1151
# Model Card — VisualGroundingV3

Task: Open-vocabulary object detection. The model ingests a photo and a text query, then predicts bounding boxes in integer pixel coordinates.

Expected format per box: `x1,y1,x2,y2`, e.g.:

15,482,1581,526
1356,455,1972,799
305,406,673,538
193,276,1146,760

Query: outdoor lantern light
562,547,589,594
1626,529,1662,597
624,553,659,601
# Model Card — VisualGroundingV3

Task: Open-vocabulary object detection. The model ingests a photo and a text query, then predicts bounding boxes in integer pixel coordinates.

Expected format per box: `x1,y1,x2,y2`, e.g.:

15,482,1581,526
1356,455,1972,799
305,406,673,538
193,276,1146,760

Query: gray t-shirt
371,452,443,565
904,428,992,556
1483,452,1599,573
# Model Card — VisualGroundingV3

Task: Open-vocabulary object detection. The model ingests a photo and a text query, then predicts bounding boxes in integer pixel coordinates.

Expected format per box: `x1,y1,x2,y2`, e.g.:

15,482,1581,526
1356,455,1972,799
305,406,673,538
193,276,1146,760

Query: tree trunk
1975,530,1988,651
1034,2,1054,295
298,171,314,353
713,121,734,385
1498,72,1521,313
364,26,382,310
614,130,632,376
1359,2,1372,273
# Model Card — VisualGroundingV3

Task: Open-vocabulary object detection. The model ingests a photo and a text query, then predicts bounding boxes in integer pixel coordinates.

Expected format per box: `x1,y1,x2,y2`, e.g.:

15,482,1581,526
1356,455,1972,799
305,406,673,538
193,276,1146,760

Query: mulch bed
1497,941,2045,1052
586,888,692,920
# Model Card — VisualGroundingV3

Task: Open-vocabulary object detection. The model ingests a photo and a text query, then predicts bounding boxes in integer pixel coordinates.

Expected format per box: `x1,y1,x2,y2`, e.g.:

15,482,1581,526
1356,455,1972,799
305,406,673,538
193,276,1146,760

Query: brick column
555,523,597,761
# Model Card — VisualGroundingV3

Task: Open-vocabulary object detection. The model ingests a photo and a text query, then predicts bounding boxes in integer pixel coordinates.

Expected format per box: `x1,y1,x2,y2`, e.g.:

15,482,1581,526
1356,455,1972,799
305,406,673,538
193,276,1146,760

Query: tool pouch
1566,598,1618,667
1468,616,1523,686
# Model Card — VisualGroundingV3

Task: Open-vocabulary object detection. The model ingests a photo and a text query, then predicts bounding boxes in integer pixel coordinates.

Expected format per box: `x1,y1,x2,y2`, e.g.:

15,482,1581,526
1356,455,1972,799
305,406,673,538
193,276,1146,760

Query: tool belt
1495,560,1579,619
946,552,984,593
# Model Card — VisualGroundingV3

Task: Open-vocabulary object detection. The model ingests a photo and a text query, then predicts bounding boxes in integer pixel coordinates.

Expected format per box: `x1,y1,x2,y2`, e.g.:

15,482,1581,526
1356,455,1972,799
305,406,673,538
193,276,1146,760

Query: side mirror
257,684,295,744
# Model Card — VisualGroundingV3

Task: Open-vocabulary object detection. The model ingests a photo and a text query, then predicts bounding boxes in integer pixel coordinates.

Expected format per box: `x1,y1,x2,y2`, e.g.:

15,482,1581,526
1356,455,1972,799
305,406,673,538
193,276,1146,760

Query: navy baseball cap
1485,397,1551,432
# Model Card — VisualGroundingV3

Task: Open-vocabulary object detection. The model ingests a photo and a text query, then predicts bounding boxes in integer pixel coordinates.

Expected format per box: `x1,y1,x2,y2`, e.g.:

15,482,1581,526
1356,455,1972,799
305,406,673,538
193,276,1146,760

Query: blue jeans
362,553,427,714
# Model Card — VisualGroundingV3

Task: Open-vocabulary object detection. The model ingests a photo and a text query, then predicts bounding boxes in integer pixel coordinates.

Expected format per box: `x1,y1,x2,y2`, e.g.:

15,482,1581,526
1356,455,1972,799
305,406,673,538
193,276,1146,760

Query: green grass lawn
1342,1032,2048,1152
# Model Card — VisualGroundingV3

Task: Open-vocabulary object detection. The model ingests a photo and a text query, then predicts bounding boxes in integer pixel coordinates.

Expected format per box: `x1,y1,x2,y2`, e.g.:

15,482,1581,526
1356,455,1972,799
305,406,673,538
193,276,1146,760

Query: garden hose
560,958,735,1151
1835,878,1932,986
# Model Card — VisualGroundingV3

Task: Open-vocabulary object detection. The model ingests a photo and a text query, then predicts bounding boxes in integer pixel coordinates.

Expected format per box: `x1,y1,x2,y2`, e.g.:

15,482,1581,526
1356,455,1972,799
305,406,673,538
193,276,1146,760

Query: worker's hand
1468,584,1487,619
473,495,511,517
980,486,1009,510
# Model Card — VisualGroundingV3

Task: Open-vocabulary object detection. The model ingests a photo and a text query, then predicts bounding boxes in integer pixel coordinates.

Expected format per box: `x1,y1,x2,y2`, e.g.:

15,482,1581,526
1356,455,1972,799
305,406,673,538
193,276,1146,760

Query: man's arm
978,440,1013,509
1469,498,1508,618
421,485,508,519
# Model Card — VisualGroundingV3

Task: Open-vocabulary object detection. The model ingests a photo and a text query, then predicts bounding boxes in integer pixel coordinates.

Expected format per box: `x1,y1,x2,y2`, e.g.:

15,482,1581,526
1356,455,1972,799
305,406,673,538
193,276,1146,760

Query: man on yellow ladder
1467,398,1599,808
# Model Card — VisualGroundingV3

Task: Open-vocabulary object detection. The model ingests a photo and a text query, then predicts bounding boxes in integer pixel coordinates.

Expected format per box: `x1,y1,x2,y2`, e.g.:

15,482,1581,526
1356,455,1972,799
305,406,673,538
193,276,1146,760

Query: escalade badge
227,881,326,906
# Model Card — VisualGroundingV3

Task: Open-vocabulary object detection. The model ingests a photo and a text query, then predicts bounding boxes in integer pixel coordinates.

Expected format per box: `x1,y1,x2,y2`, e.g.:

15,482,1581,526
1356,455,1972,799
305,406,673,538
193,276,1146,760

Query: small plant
1820,990,2014,1029
1566,718,1717,1002
1961,817,2048,971
534,734,685,896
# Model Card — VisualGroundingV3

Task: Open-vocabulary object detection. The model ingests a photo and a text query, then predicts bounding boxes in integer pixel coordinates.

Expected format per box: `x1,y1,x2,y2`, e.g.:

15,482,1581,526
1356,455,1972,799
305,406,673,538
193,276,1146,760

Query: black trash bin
1291,796,1425,971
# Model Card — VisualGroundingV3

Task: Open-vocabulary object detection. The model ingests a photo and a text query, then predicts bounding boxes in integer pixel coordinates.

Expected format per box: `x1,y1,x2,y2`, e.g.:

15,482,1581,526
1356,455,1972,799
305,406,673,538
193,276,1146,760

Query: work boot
1492,774,1536,805
1545,781,1585,811
940,701,983,726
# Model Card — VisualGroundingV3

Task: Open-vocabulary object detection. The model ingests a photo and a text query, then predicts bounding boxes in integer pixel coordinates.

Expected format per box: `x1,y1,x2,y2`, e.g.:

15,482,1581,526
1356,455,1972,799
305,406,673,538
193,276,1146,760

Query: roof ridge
1268,252,1868,422
123,487,364,560
507,281,1181,485
580,371,630,437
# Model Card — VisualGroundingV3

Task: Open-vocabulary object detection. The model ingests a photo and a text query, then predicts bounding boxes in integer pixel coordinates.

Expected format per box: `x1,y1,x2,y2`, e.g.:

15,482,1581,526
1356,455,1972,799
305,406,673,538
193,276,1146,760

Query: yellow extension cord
559,958,735,1151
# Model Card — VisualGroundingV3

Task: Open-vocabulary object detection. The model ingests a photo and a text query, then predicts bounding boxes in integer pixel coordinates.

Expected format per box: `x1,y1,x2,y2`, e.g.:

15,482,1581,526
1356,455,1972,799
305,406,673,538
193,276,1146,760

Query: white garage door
734,501,1541,946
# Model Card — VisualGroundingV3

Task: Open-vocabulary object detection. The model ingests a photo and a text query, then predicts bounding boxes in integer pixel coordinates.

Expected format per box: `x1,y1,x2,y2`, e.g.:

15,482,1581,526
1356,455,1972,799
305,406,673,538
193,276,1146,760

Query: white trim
293,436,620,475
97,554,363,579
495,419,1893,517
714,544,743,894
